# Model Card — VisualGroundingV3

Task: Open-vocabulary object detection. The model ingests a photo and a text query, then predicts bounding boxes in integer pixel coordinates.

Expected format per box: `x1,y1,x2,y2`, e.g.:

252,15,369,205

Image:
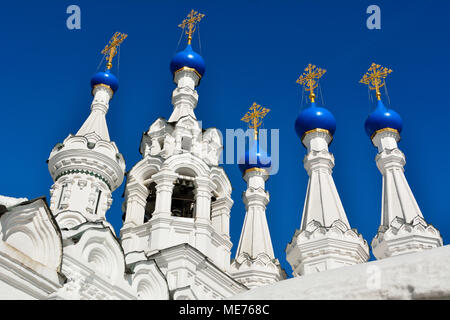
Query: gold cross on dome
101,32,128,70
178,9,205,45
241,102,271,140
359,63,393,100
296,64,327,103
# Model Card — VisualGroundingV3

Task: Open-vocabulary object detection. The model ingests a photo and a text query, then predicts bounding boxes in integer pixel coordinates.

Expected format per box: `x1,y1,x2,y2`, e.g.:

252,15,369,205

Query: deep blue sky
1,1,449,276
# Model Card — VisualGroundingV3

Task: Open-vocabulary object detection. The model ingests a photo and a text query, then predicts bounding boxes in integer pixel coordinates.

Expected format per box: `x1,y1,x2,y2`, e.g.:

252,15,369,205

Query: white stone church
0,14,449,300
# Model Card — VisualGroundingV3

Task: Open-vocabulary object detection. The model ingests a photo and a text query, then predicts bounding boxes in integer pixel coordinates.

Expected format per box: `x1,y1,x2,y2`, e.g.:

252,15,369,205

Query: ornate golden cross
241,102,271,140
296,64,326,103
178,9,205,45
101,32,128,70
359,63,393,100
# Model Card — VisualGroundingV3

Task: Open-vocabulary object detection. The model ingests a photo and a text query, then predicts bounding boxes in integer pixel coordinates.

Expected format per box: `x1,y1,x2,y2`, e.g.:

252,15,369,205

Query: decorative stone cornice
303,149,334,174
292,220,368,247
302,129,333,148
55,169,111,190
243,188,269,209
230,252,285,289
211,196,233,213
372,215,443,259
48,136,125,191
173,68,201,87
372,127,400,149
147,243,246,298
375,147,406,174
194,176,216,194
149,170,178,187
286,220,369,276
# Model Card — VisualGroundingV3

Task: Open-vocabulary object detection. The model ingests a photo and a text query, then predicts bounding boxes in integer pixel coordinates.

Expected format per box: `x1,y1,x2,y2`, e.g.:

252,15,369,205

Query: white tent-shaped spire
76,86,112,141
230,169,285,289
287,64,369,277
370,129,443,259
359,63,442,259
286,131,369,276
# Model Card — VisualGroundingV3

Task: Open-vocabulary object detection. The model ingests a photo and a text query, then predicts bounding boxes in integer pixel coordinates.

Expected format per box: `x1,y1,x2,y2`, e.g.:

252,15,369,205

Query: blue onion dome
170,44,206,77
91,70,119,93
294,102,337,140
364,99,403,137
238,140,272,175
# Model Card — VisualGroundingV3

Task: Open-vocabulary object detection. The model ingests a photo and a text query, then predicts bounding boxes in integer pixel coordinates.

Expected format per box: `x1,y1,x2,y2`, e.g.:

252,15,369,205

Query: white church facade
0,12,449,300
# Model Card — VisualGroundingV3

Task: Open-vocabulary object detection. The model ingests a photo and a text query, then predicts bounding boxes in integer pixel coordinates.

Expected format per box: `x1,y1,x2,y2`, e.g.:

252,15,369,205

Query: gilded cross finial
178,9,205,45
359,63,393,100
101,32,128,70
241,102,271,141
296,64,326,103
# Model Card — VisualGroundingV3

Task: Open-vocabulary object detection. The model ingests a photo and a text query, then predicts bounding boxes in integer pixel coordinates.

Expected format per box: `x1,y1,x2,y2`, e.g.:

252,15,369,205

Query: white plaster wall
0,280,36,300
232,245,450,300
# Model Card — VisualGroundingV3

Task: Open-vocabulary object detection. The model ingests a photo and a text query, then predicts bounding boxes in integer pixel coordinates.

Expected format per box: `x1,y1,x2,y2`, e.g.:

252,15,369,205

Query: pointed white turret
47,74,125,231
372,126,442,259
286,65,369,277
369,126,442,259
360,63,442,259
230,168,285,288
76,85,111,141
286,129,369,276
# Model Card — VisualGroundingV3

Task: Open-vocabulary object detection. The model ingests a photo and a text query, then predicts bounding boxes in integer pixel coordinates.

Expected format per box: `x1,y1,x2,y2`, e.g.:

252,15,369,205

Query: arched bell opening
144,182,157,223
210,195,217,220
171,178,196,218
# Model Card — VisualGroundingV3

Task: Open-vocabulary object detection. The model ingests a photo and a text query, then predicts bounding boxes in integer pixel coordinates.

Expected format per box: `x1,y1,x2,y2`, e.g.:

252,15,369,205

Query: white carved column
152,170,178,216
194,177,215,256
211,196,233,239
147,170,178,252
371,129,442,259
194,177,214,221
286,130,369,277
122,180,148,229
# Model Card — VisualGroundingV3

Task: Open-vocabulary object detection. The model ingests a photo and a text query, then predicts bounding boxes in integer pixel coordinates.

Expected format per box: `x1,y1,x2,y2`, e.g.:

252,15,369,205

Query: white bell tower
119,10,245,299
121,64,233,269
